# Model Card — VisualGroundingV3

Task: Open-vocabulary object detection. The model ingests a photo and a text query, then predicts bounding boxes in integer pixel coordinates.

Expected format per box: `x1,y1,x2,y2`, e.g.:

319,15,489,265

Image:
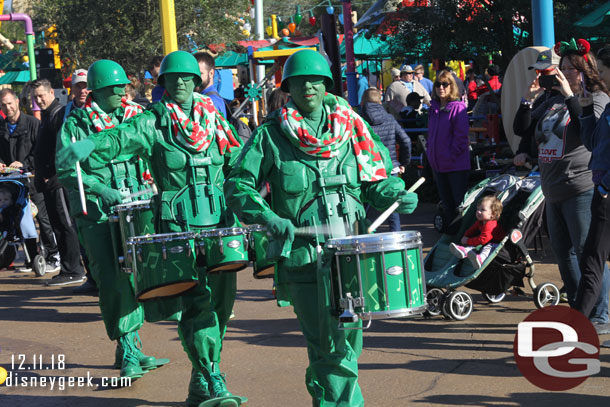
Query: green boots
114,331,169,377
187,364,246,407
186,367,210,406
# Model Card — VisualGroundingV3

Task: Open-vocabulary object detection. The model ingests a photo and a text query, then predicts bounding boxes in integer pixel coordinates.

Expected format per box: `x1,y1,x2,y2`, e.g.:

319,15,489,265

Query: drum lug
162,244,167,260
137,248,143,263
109,215,119,223
197,241,205,256
339,293,360,323
218,236,224,256
187,243,192,258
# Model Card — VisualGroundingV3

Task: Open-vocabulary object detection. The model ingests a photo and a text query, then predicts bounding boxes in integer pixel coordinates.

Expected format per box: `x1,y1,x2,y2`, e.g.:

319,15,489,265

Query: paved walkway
1,204,609,406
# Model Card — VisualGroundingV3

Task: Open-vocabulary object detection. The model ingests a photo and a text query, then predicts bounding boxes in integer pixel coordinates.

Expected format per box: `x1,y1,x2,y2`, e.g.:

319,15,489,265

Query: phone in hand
580,72,588,97
539,74,559,91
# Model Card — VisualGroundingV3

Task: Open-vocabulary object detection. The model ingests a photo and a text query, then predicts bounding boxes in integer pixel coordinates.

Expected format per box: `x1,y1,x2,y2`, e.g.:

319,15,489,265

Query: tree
386,0,609,72
31,0,249,77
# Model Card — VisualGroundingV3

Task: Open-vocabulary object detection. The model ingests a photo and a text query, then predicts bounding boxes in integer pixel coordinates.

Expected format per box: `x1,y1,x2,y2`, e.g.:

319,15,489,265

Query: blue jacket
580,102,610,190
361,102,411,167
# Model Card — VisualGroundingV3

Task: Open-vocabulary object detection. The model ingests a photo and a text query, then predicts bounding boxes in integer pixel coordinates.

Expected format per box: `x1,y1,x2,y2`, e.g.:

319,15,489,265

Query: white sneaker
449,243,469,259
46,260,61,273
468,250,483,268
15,264,32,273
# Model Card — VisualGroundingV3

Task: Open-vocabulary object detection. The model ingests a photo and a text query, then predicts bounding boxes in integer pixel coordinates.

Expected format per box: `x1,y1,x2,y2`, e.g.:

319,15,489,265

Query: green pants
77,219,144,340
177,271,237,369
285,265,364,407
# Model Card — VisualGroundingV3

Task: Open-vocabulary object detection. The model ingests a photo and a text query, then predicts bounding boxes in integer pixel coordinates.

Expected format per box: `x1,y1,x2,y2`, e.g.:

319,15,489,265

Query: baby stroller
0,178,46,276
423,173,560,320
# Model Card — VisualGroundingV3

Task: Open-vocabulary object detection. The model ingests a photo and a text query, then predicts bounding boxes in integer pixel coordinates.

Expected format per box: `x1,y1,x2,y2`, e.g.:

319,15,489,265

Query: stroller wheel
534,282,560,308
32,255,46,277
484,292,506,303
424,288,445,317
445,291,473,321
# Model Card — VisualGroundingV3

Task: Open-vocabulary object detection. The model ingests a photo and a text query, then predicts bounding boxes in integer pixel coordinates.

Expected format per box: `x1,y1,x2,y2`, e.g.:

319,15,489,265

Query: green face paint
288,75,326,114
164,73,196,105
93,85,125,113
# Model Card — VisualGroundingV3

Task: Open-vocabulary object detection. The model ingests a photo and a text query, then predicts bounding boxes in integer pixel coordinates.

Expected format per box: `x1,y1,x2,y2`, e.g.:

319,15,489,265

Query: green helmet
158,50,202,87
87,60,130,91
281,49,334,92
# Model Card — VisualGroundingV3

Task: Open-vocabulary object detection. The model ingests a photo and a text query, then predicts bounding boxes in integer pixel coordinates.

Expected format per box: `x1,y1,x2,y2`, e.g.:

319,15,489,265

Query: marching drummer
224,49,418,407
56,60,167,380
57,51,245,407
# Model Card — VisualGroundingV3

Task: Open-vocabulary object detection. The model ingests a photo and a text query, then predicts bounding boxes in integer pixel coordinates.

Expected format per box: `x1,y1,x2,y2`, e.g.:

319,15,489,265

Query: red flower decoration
576,39,590,55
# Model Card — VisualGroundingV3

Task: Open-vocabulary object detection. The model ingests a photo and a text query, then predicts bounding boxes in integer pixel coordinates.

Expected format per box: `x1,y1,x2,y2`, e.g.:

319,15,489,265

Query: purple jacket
426,99,470,172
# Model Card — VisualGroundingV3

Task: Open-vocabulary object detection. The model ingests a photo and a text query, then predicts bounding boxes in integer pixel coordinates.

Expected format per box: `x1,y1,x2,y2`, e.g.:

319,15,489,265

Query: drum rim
112,199,152,212
128,231,196,244
206,260,249,273
326,231,421,247
359,304,427,320
198,227,249,237
136,279,199,302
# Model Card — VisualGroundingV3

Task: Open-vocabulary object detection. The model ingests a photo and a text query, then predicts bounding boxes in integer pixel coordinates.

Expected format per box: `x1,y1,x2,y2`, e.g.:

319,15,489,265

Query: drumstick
122,187,154,202
72,136,88,216
367,177,425,234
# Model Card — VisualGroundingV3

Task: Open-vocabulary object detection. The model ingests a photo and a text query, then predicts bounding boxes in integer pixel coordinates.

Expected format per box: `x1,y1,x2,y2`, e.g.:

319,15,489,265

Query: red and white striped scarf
83,94,143,132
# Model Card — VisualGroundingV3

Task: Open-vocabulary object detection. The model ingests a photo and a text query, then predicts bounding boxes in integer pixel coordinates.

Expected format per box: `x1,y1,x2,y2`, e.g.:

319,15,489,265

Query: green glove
57,139,95,166
396,190,418,214
266,215,295,243
91,184,124,207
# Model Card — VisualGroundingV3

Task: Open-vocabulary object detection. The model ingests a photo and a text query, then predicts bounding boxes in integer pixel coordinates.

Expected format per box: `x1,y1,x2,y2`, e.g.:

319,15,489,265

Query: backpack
205,90,252,144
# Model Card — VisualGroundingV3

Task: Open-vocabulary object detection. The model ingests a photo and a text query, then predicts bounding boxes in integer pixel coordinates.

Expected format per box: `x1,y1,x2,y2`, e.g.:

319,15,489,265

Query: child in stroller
424,174,560,320
0,179,46,275
449,195,506,269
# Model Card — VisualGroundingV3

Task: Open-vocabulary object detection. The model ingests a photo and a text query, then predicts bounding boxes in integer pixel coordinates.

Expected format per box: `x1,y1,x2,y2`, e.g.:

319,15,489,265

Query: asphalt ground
1,203,609,406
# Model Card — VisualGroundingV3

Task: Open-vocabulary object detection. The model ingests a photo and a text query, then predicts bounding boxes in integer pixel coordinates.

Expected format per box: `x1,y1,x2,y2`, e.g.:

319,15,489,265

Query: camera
539,74,559,91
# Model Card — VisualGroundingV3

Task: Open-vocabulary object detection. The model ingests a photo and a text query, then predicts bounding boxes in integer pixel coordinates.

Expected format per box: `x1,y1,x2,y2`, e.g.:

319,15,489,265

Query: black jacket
34,100,65,192
0,112,40,172
361,102,411,168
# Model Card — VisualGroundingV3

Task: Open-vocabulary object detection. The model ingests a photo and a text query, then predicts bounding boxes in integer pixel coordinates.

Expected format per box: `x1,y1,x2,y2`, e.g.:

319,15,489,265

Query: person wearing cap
224,49,418,407
513,43,610,333
384,64,431,117
64,69,90,119
30,77,87,287
56,60,169,380
390,67,401,82
57,51,245,407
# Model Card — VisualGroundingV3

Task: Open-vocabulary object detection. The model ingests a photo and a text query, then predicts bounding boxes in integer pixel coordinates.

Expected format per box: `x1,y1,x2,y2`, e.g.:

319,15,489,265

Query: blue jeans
545,189,610,323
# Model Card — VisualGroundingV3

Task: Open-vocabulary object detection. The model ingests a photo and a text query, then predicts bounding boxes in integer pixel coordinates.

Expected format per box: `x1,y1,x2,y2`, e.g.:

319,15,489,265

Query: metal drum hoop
112,199,152,214
326,231,422,254
128,231,196,245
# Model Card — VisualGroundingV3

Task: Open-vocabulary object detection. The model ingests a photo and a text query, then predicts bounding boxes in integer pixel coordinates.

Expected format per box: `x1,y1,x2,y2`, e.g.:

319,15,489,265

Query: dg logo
513,305,600,390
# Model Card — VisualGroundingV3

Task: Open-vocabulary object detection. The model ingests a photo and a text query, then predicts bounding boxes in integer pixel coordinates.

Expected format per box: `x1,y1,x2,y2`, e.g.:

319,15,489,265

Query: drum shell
112,201,155,270
328,232,426,319
129,233,198,301
249,229,274,279
199,228,249,273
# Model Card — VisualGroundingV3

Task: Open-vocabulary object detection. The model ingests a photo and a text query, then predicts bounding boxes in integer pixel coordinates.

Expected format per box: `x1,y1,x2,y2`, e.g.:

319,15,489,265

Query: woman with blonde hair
426,70,470,219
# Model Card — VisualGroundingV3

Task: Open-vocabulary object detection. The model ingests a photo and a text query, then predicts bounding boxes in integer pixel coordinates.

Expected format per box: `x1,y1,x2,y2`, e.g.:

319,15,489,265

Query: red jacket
464,219,505,246
474,76,501,97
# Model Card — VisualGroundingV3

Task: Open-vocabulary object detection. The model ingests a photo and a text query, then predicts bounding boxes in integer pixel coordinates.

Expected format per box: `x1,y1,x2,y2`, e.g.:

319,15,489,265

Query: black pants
575,189,610,318
43,187,84,277
30,191,58,259
434,170,470,215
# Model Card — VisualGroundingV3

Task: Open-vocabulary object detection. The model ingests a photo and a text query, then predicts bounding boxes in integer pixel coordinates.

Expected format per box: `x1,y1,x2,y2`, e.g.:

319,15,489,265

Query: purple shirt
426,99,470,173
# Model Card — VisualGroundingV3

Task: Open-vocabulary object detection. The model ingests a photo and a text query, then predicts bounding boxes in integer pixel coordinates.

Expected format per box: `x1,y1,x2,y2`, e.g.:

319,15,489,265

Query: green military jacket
84,102,242,233
57,106,147,222
225,108,405,284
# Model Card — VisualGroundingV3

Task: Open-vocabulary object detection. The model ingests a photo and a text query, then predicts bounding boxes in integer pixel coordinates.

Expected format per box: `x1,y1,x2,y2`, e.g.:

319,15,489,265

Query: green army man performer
56,60,167,380
57,51,245,407
224,49,418,406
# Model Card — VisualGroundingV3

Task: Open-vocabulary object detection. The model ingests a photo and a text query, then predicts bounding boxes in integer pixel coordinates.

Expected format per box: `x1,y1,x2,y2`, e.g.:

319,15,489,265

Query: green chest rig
158,136,226,231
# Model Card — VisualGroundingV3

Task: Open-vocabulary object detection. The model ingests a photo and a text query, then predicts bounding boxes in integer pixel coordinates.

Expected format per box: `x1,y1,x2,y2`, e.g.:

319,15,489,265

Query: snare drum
325,231,427,321
248,225,274,279
197,227,249,273
128,232,198,301
110,200,154,271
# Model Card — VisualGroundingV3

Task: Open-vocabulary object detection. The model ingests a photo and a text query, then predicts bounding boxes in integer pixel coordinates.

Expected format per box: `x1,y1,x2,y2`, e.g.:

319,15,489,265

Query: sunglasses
434,81,450,88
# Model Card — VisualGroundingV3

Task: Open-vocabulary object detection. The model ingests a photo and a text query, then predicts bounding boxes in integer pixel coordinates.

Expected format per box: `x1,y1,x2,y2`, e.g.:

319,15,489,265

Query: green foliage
31,0,249,77
387,0,609,71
